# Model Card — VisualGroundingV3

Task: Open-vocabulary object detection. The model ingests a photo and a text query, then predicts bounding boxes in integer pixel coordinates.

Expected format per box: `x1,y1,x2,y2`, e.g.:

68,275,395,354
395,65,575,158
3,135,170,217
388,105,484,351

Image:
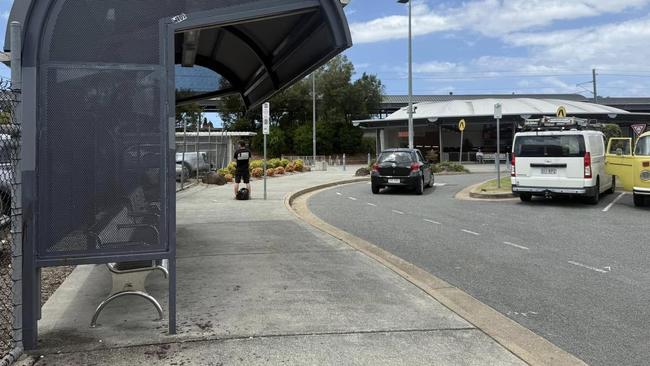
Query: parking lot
308,173,649,366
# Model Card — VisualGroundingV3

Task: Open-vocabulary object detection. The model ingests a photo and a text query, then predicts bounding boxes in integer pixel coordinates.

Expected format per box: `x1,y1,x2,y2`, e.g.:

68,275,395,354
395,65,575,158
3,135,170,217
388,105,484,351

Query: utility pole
592,68,598,103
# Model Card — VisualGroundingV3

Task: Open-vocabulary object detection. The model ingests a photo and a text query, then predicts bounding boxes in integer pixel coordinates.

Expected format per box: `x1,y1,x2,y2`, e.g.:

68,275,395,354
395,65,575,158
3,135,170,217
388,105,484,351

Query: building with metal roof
354,98,650,161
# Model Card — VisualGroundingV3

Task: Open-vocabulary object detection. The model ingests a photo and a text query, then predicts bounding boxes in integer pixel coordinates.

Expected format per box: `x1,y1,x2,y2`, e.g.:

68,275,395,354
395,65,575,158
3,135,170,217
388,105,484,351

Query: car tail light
584,152,592,178
643,161,650,168
511,153,516,177
372,163,379,172
411,162,421,172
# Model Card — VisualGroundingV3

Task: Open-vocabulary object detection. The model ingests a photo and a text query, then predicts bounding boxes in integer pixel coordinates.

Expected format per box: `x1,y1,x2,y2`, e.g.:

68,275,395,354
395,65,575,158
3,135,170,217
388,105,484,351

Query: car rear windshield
378,151,413,163
635,136,650,156
514,135,586,157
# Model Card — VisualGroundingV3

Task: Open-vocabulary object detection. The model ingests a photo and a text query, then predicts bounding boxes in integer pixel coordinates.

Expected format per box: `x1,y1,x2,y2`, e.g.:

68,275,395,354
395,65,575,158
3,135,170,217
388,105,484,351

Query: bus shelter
5,0,351,349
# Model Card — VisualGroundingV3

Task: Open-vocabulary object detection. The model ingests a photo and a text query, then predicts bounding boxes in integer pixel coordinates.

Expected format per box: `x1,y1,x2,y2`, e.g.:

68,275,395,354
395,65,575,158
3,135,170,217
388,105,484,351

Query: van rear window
514,135,585,157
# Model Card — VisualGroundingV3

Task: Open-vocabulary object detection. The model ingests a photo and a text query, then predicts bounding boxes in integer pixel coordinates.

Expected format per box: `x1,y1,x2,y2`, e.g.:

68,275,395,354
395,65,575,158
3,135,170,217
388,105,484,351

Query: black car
371,148,434,195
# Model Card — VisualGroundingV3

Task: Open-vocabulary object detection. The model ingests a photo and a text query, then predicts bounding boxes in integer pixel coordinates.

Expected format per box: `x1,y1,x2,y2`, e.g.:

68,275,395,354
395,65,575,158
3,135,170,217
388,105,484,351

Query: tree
218,55,384,154
175,89,204,130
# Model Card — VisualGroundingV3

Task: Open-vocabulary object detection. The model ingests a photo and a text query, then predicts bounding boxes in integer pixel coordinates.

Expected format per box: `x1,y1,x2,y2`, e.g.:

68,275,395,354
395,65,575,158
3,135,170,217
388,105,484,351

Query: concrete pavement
22,167,525,365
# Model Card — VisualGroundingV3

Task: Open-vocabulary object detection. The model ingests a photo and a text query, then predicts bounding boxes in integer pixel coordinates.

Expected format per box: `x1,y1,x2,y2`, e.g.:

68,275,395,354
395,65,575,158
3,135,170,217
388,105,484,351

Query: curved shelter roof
354,98,643,128
5,0,352,108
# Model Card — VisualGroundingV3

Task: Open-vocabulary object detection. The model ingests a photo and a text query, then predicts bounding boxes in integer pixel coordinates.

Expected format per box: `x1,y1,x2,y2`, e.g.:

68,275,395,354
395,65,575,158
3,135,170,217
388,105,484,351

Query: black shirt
234,148,252,173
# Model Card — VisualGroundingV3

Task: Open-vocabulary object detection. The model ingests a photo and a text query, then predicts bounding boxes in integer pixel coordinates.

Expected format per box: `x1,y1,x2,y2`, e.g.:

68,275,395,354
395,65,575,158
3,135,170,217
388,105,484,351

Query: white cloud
349,0,650,44
412,61,464,74
349,3,457,44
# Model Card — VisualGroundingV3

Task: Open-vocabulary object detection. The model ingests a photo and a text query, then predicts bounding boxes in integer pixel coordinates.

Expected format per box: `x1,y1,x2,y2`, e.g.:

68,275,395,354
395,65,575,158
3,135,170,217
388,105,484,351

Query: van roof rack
518,116,602,131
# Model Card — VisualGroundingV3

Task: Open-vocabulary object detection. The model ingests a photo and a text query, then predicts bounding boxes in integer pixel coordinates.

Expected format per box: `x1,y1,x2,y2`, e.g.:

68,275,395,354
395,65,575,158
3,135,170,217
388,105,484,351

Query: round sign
556,106,567,117
459,119,466,132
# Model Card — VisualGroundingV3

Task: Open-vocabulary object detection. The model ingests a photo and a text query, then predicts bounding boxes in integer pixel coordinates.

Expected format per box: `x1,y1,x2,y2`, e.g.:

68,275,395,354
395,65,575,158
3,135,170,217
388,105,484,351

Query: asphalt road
308,173,650,366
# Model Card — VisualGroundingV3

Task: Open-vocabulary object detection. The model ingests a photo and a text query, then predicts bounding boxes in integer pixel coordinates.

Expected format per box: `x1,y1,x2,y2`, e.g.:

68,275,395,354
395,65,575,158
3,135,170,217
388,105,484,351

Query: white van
511,119,614,204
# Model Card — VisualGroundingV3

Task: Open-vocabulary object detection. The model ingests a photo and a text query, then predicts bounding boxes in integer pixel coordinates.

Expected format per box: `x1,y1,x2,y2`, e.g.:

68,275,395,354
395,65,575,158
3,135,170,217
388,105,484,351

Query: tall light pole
312,73,316,165
398,0,413,149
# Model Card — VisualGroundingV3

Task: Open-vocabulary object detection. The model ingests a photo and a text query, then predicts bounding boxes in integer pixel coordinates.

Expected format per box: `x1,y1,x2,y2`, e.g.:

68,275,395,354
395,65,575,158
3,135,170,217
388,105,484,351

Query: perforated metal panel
39,65,164,258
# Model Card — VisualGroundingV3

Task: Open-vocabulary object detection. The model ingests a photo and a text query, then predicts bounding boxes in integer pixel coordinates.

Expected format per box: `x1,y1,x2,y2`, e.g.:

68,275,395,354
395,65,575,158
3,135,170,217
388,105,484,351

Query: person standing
233,140,252,198
476,148,484,164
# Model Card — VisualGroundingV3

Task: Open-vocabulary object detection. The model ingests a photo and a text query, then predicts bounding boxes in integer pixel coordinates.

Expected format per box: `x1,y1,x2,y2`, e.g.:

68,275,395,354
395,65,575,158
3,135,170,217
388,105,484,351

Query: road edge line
286,180,587,366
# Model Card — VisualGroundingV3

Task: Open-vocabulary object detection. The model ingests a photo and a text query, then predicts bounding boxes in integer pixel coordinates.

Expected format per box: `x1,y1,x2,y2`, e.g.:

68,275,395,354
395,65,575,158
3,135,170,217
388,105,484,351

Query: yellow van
605,132,650,206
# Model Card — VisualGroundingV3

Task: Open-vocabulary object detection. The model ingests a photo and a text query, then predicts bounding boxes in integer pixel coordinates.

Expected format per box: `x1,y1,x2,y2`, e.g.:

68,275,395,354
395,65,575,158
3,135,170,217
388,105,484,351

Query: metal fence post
181,118,187,190
1,20,25,365
207,124,212,170
195,118,199,181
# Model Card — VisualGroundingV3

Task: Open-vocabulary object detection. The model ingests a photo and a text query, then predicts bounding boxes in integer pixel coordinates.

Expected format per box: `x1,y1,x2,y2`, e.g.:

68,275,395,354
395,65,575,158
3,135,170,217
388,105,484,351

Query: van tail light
643,161,650,168
511,153,516,177
411,162,421,172
584,152,592,178
372,163,379,172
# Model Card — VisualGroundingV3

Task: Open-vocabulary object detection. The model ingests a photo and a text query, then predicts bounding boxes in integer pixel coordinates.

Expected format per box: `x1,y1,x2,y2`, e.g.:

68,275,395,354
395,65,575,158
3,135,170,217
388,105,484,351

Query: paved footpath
20,167,525,365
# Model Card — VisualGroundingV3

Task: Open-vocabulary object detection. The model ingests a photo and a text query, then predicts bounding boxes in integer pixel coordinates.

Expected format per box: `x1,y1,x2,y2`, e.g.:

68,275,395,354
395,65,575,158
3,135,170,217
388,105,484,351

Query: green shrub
226,162,237,175
217,168,228,176
433,162,468,173
280,158,290,168
294,159,304,172
249,160,264,170
267,158,281,169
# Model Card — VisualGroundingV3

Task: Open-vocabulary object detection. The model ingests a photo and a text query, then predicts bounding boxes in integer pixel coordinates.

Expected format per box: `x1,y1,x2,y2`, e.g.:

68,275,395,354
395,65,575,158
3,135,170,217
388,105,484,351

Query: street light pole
397,0,413,149
407,0,413,149
312,72,316,166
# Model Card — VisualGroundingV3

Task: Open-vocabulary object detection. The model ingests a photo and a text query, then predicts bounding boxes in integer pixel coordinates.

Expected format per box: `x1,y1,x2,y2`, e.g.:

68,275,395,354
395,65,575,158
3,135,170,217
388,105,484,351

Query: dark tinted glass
514,135,585,157
378,152,414,163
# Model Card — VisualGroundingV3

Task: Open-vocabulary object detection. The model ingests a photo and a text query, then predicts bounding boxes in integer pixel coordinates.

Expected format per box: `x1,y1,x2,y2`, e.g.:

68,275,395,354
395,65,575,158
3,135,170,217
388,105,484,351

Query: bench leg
91,291,164,327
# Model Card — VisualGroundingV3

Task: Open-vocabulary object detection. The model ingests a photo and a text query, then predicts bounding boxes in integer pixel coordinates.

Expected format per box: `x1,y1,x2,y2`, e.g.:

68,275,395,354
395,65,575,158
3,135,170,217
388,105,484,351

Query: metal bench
89,205,167,327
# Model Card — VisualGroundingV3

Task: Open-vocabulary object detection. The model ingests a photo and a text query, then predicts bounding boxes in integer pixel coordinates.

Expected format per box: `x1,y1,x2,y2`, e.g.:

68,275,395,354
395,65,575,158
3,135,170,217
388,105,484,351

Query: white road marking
462,229,480,236
433,183,447,187
567,261,610,273
392,210,405,215
423,219,441,225
367,203,377,207
348,197,358,201
602,192,626,212
336,192,342,196
503,241,530,250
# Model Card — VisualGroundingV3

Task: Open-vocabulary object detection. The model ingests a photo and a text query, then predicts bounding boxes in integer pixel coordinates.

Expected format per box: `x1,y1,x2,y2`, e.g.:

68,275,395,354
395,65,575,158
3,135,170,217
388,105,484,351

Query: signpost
494,103,502,188
262,102,270,200
631,124,647,137
458,119,466,163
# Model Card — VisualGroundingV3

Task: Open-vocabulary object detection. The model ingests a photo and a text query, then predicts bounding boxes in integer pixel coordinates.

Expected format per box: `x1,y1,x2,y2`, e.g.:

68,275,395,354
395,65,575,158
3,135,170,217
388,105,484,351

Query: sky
342,0,650,97
3,0,650,100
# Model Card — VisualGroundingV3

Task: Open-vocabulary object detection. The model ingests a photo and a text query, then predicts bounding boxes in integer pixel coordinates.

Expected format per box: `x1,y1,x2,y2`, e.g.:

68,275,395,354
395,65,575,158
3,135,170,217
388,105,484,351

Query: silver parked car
176,152,210,174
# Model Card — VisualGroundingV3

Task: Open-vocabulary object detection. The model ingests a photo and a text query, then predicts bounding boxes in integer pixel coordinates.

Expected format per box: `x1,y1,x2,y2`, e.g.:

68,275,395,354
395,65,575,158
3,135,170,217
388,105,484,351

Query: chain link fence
175,129,232,191
0,78,22,365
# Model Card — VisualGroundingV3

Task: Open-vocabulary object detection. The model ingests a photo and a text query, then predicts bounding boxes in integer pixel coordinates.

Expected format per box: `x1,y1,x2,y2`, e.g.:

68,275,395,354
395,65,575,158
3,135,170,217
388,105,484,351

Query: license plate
541,168,557,175
388,179,401,184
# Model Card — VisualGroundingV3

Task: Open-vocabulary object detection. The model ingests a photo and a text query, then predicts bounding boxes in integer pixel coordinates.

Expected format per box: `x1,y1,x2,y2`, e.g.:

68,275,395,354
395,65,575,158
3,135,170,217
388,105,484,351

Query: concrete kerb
457,180,518,201
286,180,587,366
